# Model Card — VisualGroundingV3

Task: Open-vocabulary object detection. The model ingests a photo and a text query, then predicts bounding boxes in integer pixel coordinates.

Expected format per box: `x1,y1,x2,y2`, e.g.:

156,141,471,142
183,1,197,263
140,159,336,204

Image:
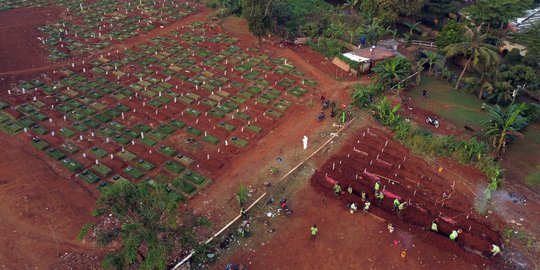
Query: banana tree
418,50,445,76
482,102,528,156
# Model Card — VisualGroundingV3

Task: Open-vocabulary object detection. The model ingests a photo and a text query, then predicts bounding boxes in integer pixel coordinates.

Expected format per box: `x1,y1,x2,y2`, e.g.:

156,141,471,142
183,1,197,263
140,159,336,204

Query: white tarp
342,52,370,63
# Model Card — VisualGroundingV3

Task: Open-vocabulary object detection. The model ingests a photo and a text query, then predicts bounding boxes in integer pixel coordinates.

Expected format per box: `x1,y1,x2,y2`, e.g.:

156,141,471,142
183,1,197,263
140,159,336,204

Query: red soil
0,131,105,269
0,6,65,74
219,183,490,270
310,127,501,265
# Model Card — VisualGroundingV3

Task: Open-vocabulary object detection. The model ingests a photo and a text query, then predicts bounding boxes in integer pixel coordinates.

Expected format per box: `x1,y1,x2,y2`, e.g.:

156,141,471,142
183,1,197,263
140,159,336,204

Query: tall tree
442,25,500,89
242,0,273,44
487,81,514,105
482,102,528,156
418,50,445,76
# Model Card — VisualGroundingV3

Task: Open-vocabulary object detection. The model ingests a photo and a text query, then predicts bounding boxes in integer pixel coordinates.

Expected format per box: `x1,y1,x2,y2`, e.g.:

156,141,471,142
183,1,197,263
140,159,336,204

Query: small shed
337,46,402,75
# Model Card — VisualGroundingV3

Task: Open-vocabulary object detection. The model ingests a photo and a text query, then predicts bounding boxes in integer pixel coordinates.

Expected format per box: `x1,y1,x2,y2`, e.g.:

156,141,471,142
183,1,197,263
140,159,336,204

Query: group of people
318,96,349,124
329,180,502,258
430,219,501,257
333,180,407,216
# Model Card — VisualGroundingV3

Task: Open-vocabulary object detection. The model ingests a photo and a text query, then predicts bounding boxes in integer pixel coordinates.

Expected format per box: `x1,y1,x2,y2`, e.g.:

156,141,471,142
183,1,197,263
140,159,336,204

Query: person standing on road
347,185,353,194
311,224,318,239
240,208,247,219
422,89,427,97
361,191,366,202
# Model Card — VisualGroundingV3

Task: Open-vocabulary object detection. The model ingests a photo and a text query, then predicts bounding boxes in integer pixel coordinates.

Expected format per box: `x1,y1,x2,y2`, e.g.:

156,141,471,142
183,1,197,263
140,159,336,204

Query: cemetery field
0,5,321,199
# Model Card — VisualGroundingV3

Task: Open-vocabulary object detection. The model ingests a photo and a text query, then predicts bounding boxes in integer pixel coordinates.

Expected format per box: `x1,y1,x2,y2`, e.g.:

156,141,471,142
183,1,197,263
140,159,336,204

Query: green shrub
236,183,248,205
307,38,344,59
77,223,95,240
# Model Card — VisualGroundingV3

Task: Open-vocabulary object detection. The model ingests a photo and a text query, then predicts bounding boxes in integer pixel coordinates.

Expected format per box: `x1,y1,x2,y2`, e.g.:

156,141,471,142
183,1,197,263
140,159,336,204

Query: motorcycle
322,100,330,110
426,116,439,128
317,111,325,122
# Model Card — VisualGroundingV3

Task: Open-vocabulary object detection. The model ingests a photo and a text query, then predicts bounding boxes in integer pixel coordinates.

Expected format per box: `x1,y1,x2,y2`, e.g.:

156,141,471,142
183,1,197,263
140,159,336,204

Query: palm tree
418,50,445,76
372,56,412,87
443,25,500,89
404,21,421,35
342,0,361,17
482,102,528,156
486,81,514,105
465,61,498,99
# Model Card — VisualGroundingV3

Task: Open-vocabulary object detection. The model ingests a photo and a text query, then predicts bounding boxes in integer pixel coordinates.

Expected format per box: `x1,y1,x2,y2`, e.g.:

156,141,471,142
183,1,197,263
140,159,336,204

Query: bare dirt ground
0,7,66,74
0,131,105,269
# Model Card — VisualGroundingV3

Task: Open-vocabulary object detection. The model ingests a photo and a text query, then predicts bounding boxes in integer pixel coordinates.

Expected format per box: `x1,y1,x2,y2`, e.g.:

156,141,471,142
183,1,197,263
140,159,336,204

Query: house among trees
333,44,402,76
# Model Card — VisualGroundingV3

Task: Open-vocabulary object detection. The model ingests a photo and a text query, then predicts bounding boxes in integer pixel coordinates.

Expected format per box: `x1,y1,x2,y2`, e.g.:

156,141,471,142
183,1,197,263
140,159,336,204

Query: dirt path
218,184,483,270
0,132,104,269
186,15,366,225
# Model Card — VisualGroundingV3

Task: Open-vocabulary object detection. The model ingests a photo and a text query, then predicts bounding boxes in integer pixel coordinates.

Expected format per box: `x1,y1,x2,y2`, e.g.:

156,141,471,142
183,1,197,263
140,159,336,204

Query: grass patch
203,135,220,145
92,163,113,176
117,150,137,162
61,158,84,173
134,159,156,172
230,136,248,148
410,77,487,132
183,171,207,185
164,160,185,174
79,169,100,184
47,148,66,160
158,145,177,156
245,124,263,133
124,166,144,179
76,223,94,241
172,177,197,195
526,169,540,186
31,138,49,150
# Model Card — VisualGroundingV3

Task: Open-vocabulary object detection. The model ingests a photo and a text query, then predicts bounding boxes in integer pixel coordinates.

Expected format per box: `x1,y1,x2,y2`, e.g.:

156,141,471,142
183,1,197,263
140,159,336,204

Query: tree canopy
242,0,273,42
361,0,424,24
88,180,208,270
463,0,534,27
443,25,500,89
